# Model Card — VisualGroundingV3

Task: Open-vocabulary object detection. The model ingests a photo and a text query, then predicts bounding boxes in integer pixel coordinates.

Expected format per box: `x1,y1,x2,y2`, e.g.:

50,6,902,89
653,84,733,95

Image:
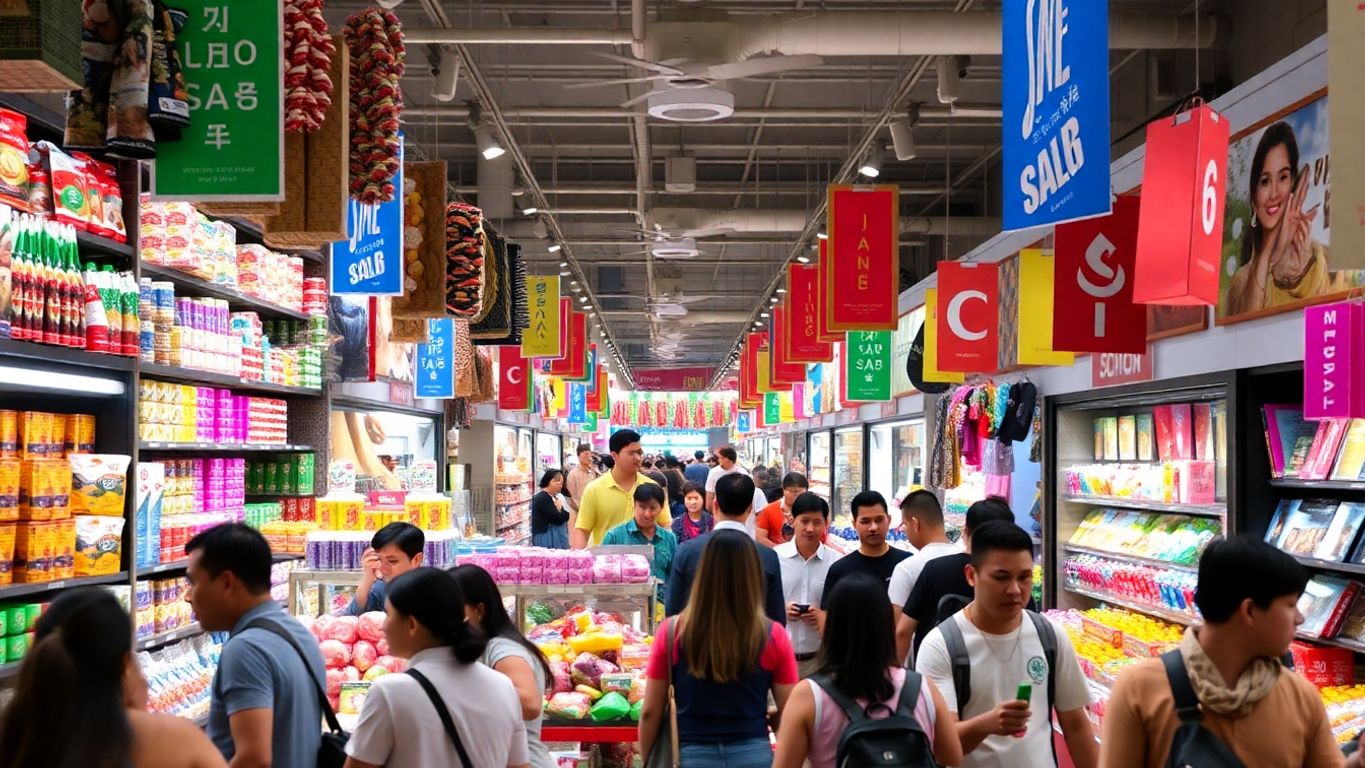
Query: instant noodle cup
69,454,131,516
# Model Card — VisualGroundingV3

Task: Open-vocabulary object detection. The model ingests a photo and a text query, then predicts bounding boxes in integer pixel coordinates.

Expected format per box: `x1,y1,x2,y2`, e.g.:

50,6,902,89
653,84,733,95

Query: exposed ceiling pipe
601,311,755,325
403,104,998,120
431,142,996,157
403,27,633,44
451,183,955,196
651,207,1001,236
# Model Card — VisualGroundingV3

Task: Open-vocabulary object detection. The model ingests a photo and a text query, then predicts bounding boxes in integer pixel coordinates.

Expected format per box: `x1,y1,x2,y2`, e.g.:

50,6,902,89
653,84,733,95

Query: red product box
1289,641,1355,688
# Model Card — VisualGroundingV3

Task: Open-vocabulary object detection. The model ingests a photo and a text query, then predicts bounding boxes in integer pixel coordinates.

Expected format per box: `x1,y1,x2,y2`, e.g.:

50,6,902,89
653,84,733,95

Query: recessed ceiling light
770,297,779,304
558,261,568,268
760,312,769,318
579,296,588,303
559,270,571,276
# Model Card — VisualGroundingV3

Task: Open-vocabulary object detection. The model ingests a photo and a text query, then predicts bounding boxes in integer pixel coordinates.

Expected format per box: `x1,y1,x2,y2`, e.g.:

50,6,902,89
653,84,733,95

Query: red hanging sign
826,185,900,331
585,346,603,413
497,346,531,411
633,367,713,391
815,241,842,343
739,335,762,409
1133,104,1230,306
769,306,806,387
935,262,999,373
1053,195,1148,353
786,263,835,362
546,310,587,378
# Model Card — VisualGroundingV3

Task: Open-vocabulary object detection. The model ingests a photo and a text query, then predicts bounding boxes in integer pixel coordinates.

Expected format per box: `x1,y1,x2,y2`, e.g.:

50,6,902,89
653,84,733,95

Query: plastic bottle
120,270,138,355
60,230,80,347
10,218,29,341
41,222,59,346
99,265,121,349
82,262,109,353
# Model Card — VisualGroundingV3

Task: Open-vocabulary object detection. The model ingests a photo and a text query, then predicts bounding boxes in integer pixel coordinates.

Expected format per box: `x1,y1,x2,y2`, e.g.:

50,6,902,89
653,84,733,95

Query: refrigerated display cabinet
493,425,536,545
867,419,926,508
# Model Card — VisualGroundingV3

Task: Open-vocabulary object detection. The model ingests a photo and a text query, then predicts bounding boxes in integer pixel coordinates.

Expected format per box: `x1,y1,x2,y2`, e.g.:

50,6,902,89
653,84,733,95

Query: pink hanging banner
1304,300,1365,420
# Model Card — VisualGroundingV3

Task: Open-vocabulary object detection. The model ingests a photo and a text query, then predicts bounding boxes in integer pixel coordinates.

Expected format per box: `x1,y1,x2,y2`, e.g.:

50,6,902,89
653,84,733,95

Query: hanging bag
644,619,681,768
243,619,349,768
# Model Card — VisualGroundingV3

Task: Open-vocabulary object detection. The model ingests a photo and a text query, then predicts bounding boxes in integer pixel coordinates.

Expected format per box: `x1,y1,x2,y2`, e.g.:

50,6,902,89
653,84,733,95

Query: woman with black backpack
772,575,961,768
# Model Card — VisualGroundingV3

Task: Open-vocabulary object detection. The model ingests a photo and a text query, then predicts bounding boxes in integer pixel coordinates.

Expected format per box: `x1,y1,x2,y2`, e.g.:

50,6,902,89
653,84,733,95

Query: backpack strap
808,674,872,725
937,615,972,718
1026,611,1060,768
894,669,925,719
406,668,475,768
1162,649,1203,722
243,618,344,736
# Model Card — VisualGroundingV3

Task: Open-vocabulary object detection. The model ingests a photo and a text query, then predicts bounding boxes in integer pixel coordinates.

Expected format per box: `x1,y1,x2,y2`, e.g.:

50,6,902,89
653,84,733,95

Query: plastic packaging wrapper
320,639,352,668
351,640,378,672
356,611,385,643
628,675,647,704
570,652,619,689
599,673,633,696
592,554,621,584
589,691,630,722
549,661,573,694
620,554,652,583
545,691,592,720
322,615,359,644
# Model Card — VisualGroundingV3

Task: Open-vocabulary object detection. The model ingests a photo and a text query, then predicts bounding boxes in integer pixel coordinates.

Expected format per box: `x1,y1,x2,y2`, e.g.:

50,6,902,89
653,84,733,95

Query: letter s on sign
1201,159,1218,236
947,290,988,342
1077,233,1124,299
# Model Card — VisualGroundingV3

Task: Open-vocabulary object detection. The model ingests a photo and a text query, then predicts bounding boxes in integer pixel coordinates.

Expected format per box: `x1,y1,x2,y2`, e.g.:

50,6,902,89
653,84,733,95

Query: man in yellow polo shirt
572,428,672,547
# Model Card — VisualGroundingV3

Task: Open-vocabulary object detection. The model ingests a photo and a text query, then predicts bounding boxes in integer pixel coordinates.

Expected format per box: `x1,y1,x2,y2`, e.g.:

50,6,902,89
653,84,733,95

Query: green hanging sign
763,392,781,425
151,0,285,201
845,330,893,402
585,411,599,432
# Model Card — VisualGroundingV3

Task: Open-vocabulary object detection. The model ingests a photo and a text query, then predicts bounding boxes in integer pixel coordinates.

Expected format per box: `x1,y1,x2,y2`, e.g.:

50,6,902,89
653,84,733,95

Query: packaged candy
545,691,592,720
570,652,619,689
589,691,631,722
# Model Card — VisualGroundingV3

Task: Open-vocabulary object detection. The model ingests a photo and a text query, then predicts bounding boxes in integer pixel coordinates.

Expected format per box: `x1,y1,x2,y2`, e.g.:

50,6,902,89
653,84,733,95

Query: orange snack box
0,460,18,522
52,518,74,579
0,523,16,585
69,414,96,454
0,410,17,459
13,521,54,583
16,412,51,460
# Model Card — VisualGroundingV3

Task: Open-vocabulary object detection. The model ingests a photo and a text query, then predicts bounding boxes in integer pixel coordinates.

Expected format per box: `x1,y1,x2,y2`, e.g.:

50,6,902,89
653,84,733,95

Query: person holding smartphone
775,493,842,678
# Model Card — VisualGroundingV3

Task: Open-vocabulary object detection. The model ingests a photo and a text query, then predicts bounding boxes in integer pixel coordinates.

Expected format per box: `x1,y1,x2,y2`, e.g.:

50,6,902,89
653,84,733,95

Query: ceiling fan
566,51,824,108
649,292,714,318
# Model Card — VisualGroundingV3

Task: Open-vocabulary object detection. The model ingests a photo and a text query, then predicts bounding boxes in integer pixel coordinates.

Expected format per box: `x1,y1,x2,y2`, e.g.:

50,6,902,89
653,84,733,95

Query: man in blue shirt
602,483,677,603
684,451,710,486
346,521,425,615
187,523,325,768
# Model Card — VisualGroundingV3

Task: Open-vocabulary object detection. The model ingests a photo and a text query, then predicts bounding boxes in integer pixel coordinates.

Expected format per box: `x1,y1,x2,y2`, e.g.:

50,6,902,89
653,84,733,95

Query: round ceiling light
647,87,735,123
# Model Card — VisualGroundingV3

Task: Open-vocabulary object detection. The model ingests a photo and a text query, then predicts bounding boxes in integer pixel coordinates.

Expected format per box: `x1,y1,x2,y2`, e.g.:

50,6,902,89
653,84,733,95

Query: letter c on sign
508,366,524,385
947,290,988,341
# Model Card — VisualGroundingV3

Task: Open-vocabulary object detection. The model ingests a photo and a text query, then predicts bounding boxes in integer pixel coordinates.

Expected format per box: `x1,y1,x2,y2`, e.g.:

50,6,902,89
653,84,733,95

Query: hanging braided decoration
343,7,404,203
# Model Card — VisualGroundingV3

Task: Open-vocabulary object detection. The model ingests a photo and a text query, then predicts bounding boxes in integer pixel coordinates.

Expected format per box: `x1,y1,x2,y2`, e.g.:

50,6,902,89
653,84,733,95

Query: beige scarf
1178,627,1281,718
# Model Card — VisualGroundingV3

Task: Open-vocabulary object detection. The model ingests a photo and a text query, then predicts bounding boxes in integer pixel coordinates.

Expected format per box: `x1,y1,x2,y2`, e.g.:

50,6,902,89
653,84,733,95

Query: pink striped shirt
806,668,937,768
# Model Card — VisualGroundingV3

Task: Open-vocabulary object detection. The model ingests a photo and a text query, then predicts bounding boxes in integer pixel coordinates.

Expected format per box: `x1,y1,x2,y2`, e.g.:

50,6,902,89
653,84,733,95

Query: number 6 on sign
1133,104,1230,306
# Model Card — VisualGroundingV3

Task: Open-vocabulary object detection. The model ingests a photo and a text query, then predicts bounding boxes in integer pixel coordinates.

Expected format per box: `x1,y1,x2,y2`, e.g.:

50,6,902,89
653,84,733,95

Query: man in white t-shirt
917,520,1098,768
888,490,961,663
705,445,762,538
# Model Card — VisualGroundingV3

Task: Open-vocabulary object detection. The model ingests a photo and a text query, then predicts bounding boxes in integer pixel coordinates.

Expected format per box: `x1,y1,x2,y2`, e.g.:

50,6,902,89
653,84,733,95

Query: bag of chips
69,454,130,516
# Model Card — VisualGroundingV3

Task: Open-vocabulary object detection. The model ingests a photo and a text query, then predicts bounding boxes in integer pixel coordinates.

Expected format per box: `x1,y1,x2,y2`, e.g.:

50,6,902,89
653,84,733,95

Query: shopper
640,530,799,767
819,491,910,606
672,482,714,544
761,468,783,503
660,458,687,519
666,473,786,625
705,445,748,513
564,443,598,516
602,483,678,602
772,575,961,768
346,521,426,615
889,490,961,624
774,492,842,678
898,496,1019,662
0,588,227,768
756,472,811,547
572,429,669,547
917,520,1098,768
449,564,555,768
187,523,326,767
344,568,530,768
685,450,710,485
530,469,571,549
1099,536,1342,768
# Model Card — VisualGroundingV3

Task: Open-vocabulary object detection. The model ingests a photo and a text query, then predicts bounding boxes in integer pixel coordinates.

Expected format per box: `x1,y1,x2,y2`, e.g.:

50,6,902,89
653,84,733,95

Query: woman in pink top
773,575,962,768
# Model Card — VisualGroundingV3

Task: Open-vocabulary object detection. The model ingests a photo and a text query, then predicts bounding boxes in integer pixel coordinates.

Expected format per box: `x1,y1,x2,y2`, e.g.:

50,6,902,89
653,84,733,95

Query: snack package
545,691,592,720
589,691,630,723
570,652,619,689
0,460,18,522
628,675,647,704
69,454,131,516
629,699,643,722
37,142,89,229
74,514,124,575
0,523,15,585
338,681,371,715
0,109,30,212
599,672,633,697
549,661,573,694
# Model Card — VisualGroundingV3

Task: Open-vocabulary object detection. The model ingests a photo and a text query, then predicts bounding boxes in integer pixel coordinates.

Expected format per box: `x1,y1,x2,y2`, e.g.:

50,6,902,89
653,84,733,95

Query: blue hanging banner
736,411,753,434
331,135,406,294
415,318,455,398
568,382,587,424
1001,0,1111,231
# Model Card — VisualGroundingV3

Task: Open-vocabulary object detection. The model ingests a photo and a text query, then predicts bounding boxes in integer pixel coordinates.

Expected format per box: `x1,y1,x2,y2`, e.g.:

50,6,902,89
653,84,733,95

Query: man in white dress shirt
775,492,842,679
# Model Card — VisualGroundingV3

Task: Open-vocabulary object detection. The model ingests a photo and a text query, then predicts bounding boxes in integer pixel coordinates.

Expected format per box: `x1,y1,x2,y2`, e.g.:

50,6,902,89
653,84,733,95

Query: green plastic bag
629,699,643,722
589,691,631,722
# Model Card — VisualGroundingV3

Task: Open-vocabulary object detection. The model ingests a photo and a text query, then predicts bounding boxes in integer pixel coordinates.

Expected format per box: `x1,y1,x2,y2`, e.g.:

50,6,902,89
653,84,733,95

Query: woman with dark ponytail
0,588,226,768
343,568,530,768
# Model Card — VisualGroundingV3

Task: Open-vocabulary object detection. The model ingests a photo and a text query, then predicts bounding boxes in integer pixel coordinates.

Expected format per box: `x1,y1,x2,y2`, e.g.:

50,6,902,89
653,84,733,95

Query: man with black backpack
1099,536,1343,768
917,521,1098,768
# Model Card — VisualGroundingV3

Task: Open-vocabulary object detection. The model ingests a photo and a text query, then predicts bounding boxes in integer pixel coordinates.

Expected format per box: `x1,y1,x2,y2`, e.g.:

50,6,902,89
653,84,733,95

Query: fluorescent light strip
0,364,125,396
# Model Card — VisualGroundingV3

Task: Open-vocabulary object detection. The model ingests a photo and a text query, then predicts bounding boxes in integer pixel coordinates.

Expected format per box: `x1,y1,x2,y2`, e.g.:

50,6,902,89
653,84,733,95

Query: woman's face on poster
1254,143,1294,235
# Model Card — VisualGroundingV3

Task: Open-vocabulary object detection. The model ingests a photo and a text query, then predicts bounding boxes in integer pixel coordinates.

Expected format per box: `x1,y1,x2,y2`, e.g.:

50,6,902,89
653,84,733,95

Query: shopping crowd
0,428,1356,767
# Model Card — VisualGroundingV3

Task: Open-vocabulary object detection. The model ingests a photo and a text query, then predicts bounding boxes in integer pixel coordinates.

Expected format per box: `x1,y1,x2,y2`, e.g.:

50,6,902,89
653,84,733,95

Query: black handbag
1161,650,1248,768
243,619,349,768
406,668,476,768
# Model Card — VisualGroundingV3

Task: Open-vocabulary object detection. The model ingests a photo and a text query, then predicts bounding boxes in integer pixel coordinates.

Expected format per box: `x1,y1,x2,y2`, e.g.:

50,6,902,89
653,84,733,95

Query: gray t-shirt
208,602,325,767
484,635,553,768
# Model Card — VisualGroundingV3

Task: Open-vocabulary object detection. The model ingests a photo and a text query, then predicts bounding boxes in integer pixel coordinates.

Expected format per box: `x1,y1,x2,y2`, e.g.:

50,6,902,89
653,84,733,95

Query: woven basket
392,160,447,319
0,0,81,92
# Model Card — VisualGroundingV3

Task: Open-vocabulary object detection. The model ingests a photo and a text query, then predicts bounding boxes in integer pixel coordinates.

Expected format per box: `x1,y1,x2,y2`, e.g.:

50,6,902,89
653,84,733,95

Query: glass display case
832,426,865,524
808,430,832,504
867,419,926,509
494,425,535,545
535,431,563,478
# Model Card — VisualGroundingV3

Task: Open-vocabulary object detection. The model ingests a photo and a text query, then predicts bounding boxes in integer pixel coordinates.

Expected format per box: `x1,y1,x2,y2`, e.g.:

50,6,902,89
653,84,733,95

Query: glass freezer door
832,426,865,525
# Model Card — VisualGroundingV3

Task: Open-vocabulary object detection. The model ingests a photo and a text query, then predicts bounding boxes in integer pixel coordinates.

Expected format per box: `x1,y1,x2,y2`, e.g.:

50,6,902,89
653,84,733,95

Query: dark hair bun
453,626,488,665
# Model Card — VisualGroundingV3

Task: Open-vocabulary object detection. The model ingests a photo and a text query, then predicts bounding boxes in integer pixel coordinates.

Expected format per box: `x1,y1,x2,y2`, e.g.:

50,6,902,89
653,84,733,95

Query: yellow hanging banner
923,289,965,384
779,391,795,423
1017,250,1076,366
757,348,774,394
521,276,562,357
551,376,567,412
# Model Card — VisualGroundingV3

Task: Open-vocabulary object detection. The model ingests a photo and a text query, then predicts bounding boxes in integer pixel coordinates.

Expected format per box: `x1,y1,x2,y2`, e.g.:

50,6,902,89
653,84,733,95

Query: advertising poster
891,308,926,397
331,136,405,295
1220,94,1364,321
326,295,374,382
415,319,454,399
1001,0,1111,230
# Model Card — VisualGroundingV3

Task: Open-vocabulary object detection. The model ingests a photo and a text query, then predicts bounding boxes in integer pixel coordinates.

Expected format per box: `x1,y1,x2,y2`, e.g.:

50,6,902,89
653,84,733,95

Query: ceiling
324,0,1225,388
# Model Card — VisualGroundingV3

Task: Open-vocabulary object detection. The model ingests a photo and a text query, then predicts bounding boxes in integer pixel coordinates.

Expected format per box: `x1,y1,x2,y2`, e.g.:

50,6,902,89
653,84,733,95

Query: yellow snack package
0,460,18,522
74,515,124,575
13,521,52,583
0,523,15,585
69,454,131,516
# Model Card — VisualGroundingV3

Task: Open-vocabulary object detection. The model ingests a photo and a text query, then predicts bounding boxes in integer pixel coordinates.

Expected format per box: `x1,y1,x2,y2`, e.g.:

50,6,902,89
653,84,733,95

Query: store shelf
1270,478,1365,491
141,362,320,396
1063,545,1199,573
542,721,638,743
1298,633,1365,654
0,572,130,600
0,660,19,682
245,492,313,499
501,582,656,599
496,516,527,531
1290,555,1365,578
496,497,533,507
495,477,532,486
138,559,190,576
1066,584,1198,626
0,337,136,373
139,441,314,453
140,262,310,321
1059,495,1226,518
137,622,203,650
76,229,136,259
